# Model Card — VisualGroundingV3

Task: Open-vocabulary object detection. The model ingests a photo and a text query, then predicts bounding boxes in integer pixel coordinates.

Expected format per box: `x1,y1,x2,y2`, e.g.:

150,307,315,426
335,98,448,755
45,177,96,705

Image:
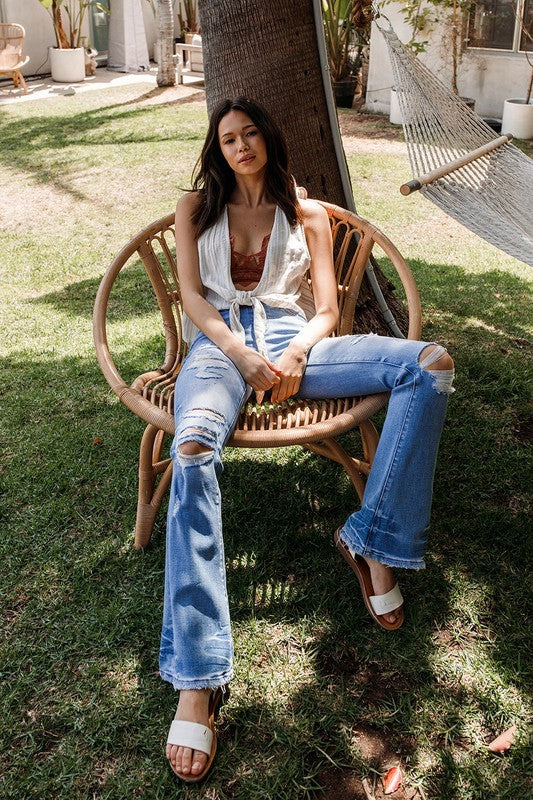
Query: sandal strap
167,720,213,755
369,584,403,616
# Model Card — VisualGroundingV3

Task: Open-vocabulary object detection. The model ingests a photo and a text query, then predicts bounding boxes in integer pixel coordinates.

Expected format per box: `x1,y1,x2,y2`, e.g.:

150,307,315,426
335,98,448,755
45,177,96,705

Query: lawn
0,84,531,800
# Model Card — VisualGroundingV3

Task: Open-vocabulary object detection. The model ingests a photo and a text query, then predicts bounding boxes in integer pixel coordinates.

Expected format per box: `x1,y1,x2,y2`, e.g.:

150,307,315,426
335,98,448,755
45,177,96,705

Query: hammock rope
376,18,533,267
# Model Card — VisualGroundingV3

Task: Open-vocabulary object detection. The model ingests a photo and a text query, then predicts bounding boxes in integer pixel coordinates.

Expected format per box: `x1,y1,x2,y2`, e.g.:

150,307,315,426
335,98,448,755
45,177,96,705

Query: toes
166,744,183,774
167,745,207,777
181,746,192,775
382,608,402,625
191,751,208,775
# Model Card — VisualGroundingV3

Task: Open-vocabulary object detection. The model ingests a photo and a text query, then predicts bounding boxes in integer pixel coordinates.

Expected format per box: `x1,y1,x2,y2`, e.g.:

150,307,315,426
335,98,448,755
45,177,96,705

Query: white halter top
181,205,315,356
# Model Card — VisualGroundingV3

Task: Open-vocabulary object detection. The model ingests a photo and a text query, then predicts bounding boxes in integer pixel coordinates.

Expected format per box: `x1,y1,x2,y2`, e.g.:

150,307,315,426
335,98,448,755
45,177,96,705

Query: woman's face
217,110,268,176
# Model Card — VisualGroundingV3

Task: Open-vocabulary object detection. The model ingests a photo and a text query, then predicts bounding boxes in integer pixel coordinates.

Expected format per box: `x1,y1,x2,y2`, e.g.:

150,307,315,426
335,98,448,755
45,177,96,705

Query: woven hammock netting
378,22,533,267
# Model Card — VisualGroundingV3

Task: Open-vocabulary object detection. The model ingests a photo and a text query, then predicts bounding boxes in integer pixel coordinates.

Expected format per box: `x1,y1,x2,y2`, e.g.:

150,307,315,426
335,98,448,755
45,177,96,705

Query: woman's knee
174,409,226,457
178,440,213,456
419,344,454,372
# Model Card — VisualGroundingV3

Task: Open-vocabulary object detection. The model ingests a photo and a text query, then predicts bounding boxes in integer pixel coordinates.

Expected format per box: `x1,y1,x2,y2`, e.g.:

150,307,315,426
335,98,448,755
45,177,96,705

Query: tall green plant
390,0,471,92
322,0,371,82
37,0,108,49
178,0,199,33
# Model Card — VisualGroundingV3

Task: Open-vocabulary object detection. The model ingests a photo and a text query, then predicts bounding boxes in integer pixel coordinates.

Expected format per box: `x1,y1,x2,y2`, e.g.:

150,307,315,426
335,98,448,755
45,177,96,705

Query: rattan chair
0,24,29,94
93,202,421,549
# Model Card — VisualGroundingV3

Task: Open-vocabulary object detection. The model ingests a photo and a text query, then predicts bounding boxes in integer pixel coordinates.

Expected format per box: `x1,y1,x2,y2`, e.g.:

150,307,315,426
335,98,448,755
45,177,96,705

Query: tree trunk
197,0,409,336
156,0,176,87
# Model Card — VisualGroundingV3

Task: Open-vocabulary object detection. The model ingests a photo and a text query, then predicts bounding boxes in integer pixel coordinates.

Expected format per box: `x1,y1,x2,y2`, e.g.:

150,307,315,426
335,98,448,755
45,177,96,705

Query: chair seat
93,203,421,548
134,367,388,447
0,54,29,72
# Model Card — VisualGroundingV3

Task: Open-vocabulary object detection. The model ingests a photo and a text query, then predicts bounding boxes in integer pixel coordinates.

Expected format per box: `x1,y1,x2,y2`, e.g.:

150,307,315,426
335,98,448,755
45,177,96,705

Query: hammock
376,19,533,267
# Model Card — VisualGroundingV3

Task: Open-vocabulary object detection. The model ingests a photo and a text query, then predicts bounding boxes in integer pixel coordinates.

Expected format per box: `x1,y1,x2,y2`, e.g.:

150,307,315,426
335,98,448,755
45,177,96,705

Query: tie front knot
228,297,268,358
234,290,253,304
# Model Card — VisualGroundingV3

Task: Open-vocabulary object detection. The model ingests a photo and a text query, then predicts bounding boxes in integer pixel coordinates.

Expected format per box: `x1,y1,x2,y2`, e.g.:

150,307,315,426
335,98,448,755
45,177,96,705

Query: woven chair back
0,23,24,69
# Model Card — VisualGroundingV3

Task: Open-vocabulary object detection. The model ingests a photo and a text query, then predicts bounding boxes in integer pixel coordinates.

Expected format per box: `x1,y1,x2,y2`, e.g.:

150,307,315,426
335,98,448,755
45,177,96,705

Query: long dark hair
191,97,301,237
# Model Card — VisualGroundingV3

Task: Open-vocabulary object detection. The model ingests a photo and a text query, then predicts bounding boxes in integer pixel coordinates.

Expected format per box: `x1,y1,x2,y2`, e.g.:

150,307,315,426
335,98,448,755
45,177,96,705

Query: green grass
1,88,531,800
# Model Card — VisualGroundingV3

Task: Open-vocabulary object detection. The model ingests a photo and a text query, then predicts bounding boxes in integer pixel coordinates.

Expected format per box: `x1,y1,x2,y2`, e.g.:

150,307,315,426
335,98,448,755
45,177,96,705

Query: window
468,0,532,51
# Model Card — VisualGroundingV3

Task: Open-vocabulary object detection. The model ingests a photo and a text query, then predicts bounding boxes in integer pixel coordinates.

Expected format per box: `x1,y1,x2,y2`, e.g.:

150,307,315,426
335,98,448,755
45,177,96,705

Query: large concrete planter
49,47,85,83
389,87,403,125
501,98,533,140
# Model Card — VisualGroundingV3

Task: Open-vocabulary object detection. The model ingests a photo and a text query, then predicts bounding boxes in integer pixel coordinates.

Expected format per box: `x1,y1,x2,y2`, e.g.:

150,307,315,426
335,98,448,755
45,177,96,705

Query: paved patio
0,65,204,106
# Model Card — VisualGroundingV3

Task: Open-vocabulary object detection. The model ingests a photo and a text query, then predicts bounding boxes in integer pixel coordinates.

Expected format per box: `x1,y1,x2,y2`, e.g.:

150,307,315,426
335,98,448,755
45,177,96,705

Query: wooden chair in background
0,24,30,95
93,203,421,549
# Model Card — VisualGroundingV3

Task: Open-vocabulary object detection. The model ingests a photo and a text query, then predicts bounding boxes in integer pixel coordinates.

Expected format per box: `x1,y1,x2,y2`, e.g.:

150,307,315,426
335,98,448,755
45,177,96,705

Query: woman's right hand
231,346,281,392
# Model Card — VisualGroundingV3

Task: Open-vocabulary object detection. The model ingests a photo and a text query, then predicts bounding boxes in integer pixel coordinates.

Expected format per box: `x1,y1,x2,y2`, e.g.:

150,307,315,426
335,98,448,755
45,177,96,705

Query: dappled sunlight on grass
1,98,530,799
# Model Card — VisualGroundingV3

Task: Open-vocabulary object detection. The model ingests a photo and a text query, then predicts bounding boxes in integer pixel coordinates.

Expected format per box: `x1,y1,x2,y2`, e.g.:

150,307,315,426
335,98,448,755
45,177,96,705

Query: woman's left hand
270,343,307,403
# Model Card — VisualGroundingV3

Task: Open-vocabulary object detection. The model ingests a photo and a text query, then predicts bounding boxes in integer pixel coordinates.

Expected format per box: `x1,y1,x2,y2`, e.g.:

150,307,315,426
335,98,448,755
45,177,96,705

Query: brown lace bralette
230,233,270,286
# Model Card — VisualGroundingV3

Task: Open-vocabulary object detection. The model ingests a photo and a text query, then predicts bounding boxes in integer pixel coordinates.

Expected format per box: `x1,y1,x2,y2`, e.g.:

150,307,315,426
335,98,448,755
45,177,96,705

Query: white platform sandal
334,528,404,630
166,687,225,783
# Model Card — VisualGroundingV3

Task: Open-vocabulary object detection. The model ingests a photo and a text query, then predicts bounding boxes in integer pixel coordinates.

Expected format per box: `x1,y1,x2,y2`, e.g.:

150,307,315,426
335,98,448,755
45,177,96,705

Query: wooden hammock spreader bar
400,135,511,196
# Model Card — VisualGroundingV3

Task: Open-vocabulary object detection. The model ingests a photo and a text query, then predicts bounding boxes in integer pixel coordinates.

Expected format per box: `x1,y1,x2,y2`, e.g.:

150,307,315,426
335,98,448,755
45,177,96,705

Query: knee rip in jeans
419,345,455,395
177,408,225,458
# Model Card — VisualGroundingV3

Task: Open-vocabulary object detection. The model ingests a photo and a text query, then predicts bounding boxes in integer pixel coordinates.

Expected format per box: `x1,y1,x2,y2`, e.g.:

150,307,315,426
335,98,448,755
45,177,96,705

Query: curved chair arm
93,213,177,435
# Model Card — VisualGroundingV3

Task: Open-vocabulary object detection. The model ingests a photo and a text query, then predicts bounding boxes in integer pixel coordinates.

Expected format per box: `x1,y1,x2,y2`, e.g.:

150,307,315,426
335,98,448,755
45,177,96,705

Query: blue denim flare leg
159,306,454,689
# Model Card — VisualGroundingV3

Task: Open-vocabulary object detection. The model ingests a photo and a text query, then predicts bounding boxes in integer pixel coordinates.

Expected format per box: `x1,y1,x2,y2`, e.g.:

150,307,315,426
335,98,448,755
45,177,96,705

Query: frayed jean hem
159,669,233,691
339,526,426,571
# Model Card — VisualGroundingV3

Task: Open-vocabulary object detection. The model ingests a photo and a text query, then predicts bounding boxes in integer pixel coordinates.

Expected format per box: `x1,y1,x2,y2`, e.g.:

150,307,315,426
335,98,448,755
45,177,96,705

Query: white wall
1,0,184,76
140,3,185,60
1,0,91,76
367,5,532,119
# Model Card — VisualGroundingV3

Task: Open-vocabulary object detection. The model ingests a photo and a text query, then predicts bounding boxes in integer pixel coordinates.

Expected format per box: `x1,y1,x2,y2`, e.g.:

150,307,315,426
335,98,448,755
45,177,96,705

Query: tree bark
156,0,176,87
197,0,409,336
198,0,346,204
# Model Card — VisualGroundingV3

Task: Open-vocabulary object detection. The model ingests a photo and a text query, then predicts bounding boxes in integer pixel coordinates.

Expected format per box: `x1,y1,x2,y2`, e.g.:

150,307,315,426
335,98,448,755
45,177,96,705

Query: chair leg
304,436,368,503
135,424,173,550
16,71,28,94
359,419,379,465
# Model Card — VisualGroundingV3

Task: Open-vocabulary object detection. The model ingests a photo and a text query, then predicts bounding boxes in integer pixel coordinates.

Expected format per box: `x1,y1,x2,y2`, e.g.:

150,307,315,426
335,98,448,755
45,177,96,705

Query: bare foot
166,688,211,778
362,555,402,625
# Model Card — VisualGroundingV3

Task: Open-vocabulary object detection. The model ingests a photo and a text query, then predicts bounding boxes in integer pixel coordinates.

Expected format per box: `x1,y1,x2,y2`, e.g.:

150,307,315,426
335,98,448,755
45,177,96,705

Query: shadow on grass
1,273,530,798
33,258,532,337
0,100,207,199
31,261,158,320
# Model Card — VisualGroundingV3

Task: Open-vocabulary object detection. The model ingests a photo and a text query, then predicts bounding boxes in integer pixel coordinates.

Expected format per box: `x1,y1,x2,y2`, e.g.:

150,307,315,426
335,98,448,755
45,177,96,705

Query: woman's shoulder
298,198,329,231
176,189,204,215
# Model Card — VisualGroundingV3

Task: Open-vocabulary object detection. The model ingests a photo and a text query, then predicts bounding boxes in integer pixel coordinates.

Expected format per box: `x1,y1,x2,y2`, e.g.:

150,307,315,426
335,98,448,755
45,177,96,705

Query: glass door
89,0,110,57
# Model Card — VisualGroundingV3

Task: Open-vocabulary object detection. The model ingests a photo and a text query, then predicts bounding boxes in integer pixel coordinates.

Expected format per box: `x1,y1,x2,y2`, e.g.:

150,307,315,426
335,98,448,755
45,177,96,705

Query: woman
162,97,454,782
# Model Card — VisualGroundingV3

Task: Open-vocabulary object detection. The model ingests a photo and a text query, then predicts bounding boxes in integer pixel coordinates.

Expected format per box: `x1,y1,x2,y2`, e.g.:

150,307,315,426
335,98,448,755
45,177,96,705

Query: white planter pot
501,98,533,140
49,47,86,83
389,88,403,125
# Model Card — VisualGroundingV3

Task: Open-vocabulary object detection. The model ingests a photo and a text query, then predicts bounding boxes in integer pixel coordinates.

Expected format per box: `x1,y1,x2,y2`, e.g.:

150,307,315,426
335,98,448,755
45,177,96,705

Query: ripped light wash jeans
159,306,454,689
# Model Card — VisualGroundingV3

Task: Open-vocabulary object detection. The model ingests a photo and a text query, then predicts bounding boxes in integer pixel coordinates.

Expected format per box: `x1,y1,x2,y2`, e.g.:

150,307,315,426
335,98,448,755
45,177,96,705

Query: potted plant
322,0,371,108
177,0,202,74
501,6,533,139
178,0,199,41
37,0,108,83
